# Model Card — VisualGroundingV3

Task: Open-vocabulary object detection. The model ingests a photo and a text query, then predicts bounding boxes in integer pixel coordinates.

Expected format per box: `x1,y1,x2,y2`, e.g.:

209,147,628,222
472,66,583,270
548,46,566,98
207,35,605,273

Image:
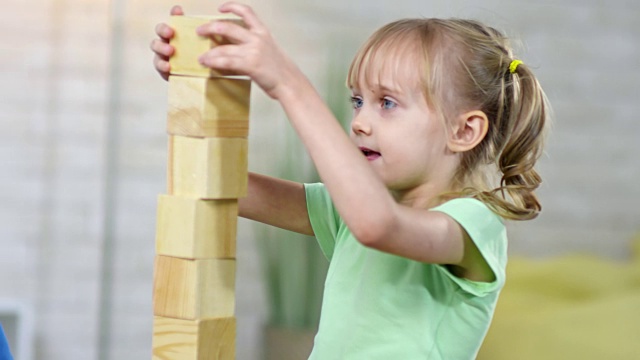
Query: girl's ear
447,110,489,153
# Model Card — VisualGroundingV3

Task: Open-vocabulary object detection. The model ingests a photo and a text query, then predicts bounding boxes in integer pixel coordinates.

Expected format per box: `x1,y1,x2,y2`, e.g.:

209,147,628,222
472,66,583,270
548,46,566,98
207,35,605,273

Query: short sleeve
304,183,341,261
430,198,508,297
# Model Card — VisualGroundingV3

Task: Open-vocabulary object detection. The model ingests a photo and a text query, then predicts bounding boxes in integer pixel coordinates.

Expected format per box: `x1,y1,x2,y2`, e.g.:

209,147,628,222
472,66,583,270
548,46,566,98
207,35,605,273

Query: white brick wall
0,0,638,359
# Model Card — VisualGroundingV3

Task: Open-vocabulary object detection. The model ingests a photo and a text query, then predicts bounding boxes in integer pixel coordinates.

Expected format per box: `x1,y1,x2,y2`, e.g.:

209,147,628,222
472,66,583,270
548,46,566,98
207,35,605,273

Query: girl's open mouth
359,147,381,161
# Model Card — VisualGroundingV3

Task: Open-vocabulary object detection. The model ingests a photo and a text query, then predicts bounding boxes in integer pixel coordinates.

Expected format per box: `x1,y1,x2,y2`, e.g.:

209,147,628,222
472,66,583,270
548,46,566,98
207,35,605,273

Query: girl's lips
359,147,381,161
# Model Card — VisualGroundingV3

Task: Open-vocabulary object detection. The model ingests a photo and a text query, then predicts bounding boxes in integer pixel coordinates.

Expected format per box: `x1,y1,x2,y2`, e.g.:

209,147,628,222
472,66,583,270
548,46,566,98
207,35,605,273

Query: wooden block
156,195,237,259
153,256,235,320
152,316,235,360
169,136,248,199
169,15,245,77
168,76,251,138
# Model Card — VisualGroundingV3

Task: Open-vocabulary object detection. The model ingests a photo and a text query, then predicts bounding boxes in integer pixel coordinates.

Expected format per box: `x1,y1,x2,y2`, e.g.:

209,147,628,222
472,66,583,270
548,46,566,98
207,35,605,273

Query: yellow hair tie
509,59,523,74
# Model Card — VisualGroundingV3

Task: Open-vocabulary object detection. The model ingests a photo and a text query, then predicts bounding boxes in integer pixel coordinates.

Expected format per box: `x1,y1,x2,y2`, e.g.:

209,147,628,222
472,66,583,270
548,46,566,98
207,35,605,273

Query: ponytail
473,61,549,220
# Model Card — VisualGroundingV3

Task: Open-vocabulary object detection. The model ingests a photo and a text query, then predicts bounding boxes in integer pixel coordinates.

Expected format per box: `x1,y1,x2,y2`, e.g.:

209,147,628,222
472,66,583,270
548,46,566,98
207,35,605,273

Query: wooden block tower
152,15,250,360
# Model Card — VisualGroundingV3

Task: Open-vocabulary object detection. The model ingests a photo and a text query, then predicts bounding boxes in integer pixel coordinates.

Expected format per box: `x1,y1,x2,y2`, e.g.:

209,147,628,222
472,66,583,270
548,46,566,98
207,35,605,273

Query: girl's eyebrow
351,80,404,96
374,82,404,97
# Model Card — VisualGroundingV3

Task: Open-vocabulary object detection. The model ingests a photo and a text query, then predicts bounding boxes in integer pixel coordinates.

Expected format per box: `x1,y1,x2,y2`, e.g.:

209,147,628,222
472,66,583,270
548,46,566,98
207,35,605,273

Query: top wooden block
169,15,245,77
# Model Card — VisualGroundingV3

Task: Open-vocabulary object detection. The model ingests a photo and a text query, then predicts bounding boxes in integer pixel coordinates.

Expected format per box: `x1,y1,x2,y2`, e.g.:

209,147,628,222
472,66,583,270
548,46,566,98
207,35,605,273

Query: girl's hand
196,2,304,100
150,5,184,81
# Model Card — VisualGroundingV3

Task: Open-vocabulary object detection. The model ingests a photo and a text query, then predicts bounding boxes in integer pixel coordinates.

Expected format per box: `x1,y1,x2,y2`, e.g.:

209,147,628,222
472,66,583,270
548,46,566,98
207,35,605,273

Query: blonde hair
347,19,550,221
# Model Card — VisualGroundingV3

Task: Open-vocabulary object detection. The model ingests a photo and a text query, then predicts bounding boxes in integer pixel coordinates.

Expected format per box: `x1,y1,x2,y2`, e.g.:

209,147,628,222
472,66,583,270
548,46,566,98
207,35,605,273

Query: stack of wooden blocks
151,15,251,360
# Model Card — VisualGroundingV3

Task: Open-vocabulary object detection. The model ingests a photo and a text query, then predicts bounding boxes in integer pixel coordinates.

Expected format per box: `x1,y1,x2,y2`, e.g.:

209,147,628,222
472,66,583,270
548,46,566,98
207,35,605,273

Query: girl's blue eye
350,96,363,109
382,98,397,109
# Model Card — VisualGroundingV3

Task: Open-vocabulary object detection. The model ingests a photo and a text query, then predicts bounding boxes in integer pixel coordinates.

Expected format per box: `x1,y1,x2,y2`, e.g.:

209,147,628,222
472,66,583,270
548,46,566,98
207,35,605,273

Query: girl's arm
199,2,492,281
240,173,313,236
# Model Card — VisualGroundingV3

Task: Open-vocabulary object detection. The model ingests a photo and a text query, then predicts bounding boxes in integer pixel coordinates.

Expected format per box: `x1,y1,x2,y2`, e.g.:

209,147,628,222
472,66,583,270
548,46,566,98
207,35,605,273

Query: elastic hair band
509,59,523,74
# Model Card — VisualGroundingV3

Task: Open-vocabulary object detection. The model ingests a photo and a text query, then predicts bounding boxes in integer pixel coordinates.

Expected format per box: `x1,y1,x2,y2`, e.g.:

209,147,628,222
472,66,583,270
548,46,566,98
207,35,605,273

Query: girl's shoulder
431,196,505,227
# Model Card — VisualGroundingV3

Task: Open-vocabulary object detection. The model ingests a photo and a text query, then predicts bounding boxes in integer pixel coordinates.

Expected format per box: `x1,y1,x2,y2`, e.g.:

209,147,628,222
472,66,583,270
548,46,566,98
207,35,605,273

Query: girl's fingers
155,23,175,42
154,55,171,74
197,20,252,44
157,4,184,41
218,2,267,33
170,5,184,16
150,39,174,58
198,45,244,70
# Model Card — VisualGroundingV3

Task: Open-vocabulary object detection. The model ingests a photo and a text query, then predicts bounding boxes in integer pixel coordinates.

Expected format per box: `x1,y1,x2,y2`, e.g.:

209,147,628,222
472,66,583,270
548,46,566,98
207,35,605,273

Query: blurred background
1,0,639,359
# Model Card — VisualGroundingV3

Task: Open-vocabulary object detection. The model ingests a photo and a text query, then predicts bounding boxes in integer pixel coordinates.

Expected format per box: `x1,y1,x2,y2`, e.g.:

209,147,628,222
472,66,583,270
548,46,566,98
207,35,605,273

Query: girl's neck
390,179,454,209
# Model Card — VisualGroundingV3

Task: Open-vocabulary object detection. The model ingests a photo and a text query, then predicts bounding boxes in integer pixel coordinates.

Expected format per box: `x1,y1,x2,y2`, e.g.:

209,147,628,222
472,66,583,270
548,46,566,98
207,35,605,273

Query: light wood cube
156,195,238,259
168,136,248,199
153,256,235,320
169,15,244,77
168,76,250,138
156,195,237,259
152,316,235,360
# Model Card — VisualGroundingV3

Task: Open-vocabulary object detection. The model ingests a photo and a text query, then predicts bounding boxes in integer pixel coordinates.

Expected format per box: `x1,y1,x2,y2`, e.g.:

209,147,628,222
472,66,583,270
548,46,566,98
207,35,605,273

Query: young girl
152,2,549,358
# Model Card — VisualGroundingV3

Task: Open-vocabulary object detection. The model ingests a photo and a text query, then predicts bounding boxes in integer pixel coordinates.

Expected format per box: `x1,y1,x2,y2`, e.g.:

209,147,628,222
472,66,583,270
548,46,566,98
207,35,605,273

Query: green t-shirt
305,183,507,360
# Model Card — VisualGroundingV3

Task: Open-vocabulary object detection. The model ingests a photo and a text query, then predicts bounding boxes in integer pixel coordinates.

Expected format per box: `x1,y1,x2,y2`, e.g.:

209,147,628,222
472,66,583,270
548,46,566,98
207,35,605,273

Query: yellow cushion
478,243,640,359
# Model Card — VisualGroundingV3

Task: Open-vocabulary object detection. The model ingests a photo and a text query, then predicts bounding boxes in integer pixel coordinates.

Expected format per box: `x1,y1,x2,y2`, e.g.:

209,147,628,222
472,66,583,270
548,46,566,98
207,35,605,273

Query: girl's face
349,50,459,201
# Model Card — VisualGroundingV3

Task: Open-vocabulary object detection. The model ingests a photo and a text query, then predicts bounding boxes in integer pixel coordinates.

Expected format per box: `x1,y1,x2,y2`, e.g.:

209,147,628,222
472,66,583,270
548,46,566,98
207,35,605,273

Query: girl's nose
351,115,372,135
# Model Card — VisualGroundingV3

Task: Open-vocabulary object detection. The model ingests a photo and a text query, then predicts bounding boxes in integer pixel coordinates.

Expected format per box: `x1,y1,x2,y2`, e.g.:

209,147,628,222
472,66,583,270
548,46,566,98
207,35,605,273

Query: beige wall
0,0,638,359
